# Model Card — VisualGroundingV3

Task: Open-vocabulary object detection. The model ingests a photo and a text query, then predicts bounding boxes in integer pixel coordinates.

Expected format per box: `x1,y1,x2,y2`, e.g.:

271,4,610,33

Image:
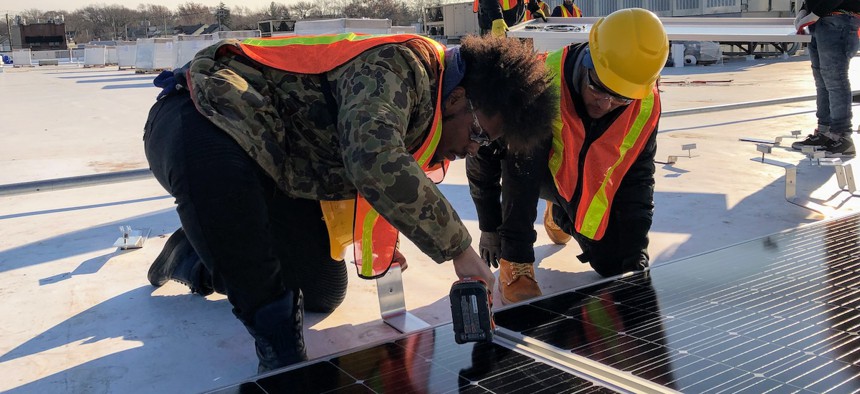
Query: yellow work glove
491,18,509,37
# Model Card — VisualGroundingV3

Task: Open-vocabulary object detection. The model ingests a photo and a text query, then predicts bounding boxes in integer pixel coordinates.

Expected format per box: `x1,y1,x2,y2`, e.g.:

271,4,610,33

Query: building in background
11,16,68,50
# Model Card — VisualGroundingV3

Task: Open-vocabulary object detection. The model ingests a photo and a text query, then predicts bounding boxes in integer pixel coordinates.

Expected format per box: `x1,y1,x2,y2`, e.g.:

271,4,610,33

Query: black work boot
147,228,214,296
243,289,308,373
791,130,828,150
823,135,856,157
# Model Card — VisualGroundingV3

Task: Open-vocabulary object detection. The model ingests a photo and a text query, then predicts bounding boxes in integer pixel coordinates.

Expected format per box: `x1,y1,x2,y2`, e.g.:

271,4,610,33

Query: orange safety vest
473,0,519,13
524,1,550,21
232,33,449,279
559,4,582,17
545,47,660,240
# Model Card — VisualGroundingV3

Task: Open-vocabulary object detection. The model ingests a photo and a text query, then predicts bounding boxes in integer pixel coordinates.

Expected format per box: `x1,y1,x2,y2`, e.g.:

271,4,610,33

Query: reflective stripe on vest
500,0,518,10
561,4,582,17
524,1,549,20
234,33,449,279
546,47,660,240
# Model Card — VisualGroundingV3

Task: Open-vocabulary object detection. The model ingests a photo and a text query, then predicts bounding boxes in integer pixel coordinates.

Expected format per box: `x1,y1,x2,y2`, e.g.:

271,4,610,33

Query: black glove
534,8,548,23
479,232,502,268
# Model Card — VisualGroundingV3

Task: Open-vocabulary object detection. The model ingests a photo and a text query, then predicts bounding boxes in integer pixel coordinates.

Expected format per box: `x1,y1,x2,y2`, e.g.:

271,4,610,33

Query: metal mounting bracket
739,129,801,147
655,143,698,165
376,263,430,334
756,143,772,162
113,226,150,249
752,157,857,215
819,158,856,194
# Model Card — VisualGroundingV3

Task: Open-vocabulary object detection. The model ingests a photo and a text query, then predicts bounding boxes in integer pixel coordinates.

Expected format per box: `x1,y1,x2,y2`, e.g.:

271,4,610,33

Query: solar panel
211,214,860,393
495,213,860,393
209,326,614,393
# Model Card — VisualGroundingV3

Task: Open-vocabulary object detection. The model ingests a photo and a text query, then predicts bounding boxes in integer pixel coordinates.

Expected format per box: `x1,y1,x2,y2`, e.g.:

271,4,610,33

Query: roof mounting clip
113,226,150,249
655,143,698,165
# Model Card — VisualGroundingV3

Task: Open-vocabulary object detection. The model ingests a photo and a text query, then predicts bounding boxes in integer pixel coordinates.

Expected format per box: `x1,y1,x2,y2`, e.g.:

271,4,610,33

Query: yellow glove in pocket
320,199,355,261
491,19,509,37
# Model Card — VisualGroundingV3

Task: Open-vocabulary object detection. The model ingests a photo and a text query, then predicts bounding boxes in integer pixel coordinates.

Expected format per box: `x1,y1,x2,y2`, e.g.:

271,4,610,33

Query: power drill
449,277,495,344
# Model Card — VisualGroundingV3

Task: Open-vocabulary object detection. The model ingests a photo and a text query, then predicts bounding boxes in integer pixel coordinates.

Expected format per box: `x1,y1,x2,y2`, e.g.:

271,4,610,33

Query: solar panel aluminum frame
494,310,681,394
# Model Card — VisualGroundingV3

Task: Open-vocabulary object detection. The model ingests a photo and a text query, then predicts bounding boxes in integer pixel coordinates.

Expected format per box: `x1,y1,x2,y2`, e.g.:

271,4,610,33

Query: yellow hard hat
588,8,668,99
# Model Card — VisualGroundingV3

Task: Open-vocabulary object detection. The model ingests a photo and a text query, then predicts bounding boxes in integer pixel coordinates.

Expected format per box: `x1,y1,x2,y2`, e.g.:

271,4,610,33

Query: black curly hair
458,35,558,153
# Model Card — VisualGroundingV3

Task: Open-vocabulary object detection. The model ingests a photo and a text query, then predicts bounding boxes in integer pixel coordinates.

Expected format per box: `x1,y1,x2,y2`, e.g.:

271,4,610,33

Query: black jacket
466,43,657,275
477,0,540,30
801,0,860,15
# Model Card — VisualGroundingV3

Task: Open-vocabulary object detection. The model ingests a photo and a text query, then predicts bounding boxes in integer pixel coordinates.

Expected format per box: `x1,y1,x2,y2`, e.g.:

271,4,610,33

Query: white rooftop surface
2,53,860,393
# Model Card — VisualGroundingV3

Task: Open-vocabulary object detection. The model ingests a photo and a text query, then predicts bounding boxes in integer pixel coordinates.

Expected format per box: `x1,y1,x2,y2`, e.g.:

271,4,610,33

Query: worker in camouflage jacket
142,34,556,372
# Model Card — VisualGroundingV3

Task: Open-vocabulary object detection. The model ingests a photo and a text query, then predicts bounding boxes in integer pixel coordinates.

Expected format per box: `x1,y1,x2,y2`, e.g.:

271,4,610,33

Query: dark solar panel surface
209,325,614,393
495,214,860,393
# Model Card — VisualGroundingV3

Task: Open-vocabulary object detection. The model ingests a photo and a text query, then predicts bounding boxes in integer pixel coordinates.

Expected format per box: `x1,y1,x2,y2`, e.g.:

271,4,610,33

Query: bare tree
18,9,45,23
213,2,231,29
5,0,427,44
341,0,365,18
75,5,111,41
317,0,348,18
138,4,174,37
263,2,291,19
289,1,319,19
176,2,212,26
103,5,136,40
230,6,261,30
392,0,422,25
63,10,90,43
343,0,400,19
39,10,68,23
405,0,438,21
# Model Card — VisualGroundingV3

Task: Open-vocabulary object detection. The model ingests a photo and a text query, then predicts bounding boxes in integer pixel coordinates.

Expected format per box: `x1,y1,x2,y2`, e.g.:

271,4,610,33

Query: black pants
467,141,649,278
143,92,344,321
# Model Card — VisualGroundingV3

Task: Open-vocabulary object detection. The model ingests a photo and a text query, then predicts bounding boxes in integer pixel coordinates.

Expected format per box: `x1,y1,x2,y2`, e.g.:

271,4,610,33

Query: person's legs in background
144,92,306,372
811,15,860,156
810,22,831,136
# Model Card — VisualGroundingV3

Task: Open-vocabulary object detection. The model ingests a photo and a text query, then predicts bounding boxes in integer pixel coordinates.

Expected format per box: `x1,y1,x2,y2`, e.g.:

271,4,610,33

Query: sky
1,0,301,15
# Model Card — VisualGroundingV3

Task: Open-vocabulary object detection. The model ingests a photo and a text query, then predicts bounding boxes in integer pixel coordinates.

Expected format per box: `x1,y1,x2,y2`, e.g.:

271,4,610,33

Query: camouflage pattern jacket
185,39,471,263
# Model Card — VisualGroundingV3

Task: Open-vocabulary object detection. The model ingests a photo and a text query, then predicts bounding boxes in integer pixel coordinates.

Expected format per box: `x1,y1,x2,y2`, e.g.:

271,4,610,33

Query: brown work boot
498,259,542,305
543,203,571,245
